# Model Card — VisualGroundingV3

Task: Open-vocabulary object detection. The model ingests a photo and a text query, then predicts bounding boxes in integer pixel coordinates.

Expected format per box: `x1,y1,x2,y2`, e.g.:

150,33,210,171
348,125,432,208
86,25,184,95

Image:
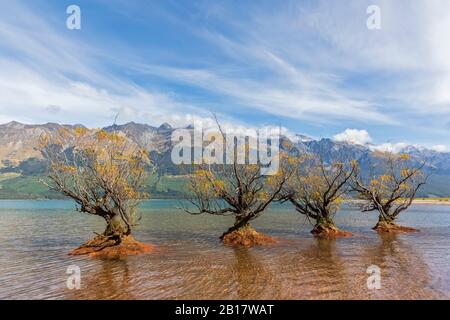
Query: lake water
0,200,448,300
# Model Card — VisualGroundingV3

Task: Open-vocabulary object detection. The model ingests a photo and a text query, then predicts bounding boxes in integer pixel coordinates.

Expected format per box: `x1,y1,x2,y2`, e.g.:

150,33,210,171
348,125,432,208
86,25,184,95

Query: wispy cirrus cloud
0,0,449,151
0,0,210,127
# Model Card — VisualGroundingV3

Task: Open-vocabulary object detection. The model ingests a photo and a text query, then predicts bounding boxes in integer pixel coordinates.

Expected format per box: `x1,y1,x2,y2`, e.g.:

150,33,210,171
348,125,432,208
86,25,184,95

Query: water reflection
0,202,448,299
274,238,353,299
307,238,352,299
66,259,135,300
361,233,436,299
230,247,281,300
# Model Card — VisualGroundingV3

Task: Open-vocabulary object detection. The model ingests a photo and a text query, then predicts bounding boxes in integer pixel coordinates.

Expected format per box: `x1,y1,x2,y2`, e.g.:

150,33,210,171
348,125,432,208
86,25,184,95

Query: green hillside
0,171,449,200
0,174,60,199
0,173,189,199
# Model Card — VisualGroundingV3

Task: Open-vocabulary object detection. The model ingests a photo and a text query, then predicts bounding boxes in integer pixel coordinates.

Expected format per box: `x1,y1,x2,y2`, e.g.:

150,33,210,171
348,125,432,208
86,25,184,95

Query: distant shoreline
346,199,450,206
410,199,450,205
1,197,450,205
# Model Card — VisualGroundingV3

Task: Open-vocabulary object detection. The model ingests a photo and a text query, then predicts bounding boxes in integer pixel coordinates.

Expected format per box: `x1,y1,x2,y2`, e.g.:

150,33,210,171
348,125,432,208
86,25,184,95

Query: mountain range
0,121,449,198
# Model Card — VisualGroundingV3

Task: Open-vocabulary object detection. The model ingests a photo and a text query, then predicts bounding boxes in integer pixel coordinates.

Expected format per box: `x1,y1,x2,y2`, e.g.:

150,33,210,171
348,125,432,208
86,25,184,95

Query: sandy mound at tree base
373,221,419,233
311,224,352,238
222,225,276,246
69,235,154,258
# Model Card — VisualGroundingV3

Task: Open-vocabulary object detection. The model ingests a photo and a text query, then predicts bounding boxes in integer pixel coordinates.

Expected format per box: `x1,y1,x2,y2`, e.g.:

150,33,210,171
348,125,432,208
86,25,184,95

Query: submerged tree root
69,235,154,258
311,223,352,238
221,225,276,246
373,221,419,233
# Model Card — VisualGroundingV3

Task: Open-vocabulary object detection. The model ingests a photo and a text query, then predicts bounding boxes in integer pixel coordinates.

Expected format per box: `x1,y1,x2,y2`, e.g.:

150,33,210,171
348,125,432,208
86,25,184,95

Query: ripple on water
0,202,449,299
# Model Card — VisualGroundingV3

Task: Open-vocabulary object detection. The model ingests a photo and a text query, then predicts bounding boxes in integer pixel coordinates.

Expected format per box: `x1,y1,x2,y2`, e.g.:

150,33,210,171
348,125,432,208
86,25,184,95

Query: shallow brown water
0,200,448,299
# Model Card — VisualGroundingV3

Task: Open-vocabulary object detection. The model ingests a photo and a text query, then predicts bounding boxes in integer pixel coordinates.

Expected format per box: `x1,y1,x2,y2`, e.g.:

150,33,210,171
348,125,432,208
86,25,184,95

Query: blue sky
0,0,449,151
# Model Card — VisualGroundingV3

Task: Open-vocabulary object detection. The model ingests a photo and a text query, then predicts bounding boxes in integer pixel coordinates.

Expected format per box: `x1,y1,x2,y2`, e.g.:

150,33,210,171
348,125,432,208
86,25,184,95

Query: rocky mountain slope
0,121,449,198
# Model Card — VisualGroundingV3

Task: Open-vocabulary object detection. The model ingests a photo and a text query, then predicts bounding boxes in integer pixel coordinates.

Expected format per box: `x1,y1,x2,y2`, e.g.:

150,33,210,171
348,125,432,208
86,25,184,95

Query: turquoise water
0,200,448,299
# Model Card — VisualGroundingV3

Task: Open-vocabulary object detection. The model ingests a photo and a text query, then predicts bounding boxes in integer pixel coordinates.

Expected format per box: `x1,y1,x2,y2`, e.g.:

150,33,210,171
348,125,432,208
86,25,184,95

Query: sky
0,0,449,151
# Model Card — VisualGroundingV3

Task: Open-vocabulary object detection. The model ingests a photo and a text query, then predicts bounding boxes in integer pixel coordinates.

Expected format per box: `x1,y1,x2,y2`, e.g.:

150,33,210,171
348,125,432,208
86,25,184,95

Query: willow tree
186,161,290,245
281,156,357,237
183,118,291,245
352,152,427,232
40,127,152,256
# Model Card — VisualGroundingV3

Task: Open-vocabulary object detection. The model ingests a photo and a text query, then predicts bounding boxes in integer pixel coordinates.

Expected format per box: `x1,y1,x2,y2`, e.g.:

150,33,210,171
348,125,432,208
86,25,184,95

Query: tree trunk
220,215,251,240
219,215,275,246
103,214,130,241
68,213,152,257
378,213,394,223
311,216,336,233
311,216,352,237
373,214,418,233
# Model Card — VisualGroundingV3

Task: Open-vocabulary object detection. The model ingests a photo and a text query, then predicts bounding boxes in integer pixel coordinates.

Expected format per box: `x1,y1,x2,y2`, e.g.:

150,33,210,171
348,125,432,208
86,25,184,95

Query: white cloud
333,129,372,145
0,58,209,128
300,0,450,115
431,145,450,153
0,1,211,129
369,143,409,154
1,0,450,149
365,142,449,154
177,115,295,141
135,46,394,125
